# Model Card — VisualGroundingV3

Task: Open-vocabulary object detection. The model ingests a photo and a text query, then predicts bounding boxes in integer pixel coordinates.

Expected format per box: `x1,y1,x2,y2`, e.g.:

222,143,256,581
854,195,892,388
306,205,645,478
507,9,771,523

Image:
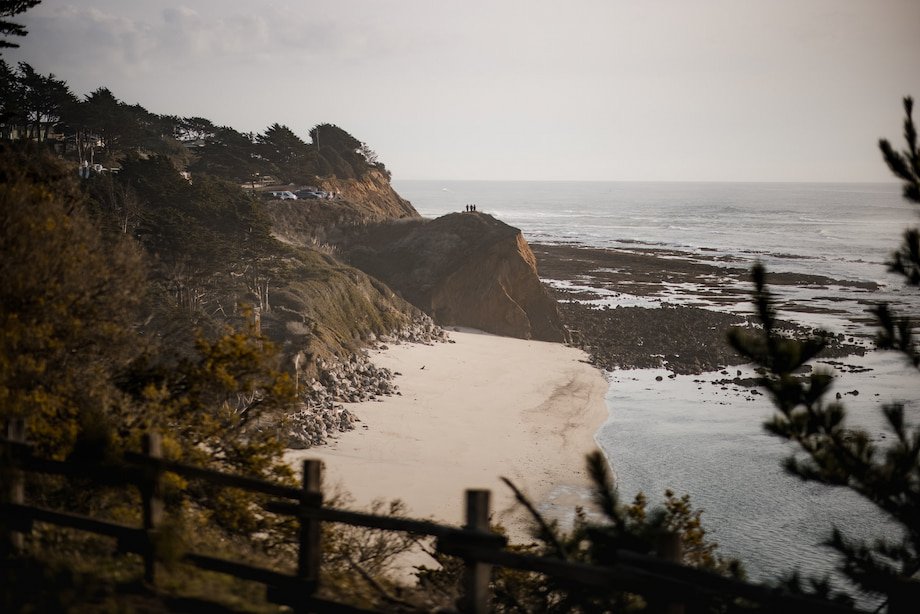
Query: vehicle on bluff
295,188,325,199
265,190,298,200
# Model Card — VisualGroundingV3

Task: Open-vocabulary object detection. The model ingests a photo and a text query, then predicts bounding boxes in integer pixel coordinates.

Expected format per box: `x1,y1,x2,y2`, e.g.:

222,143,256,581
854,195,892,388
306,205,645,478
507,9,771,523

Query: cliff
342,212,566,342
318,169,419,220
266,169,420,247
257,247,423,367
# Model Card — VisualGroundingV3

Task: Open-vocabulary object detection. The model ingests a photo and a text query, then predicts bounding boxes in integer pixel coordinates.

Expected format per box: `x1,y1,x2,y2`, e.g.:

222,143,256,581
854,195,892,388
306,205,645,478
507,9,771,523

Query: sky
5,0,920,182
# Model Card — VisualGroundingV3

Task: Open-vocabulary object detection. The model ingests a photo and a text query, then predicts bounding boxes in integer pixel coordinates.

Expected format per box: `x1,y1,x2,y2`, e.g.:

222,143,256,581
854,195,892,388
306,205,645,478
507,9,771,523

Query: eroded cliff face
318,169,419,220
342,212,566,342
266,169,420,248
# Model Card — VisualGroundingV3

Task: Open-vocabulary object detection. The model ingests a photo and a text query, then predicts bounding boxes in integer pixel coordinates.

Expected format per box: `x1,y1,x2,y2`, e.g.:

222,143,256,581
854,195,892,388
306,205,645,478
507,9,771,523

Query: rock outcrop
318,169,419,220
343,212,566,342
265,169,420,248
285,315,449,448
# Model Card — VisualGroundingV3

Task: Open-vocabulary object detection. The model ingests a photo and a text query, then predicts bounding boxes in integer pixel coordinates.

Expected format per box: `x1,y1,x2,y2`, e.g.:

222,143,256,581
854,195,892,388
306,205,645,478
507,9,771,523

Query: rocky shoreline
531,243,869,375
285,240,878,448
286,315,449,448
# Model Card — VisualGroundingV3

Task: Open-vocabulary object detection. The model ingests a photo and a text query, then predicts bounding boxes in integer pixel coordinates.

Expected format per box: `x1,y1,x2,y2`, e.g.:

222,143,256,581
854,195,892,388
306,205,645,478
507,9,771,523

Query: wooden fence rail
1,422,916,613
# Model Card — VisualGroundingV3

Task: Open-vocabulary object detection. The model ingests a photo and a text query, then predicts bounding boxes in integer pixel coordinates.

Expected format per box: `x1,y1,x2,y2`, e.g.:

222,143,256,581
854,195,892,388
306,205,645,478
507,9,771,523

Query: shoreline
524,242,912,596
530,242,874,374
285,328,609,546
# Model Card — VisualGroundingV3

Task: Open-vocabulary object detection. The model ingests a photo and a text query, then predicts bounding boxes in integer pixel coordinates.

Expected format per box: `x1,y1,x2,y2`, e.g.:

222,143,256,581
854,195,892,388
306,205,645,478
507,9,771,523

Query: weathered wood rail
1,421,915,613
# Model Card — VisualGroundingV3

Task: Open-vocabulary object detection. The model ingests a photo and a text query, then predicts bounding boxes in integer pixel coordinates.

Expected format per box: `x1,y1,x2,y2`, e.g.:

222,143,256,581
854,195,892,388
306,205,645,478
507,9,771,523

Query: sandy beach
286,328,609,544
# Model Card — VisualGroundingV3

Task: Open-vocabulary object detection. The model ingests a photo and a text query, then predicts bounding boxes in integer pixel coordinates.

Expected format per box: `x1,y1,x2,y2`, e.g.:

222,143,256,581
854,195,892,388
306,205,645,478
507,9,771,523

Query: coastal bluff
266,168,420,247
318,168,418,220
342,212,566,342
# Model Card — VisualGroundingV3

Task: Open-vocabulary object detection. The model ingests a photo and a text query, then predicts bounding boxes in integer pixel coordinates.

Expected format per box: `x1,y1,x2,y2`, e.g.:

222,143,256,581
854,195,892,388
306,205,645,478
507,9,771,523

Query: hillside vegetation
0,58,445,610
0,60,430,365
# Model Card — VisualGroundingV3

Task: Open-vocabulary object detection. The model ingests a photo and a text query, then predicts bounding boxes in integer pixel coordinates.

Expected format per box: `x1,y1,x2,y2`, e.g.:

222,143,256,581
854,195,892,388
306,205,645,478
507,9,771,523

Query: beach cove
285,328,609,545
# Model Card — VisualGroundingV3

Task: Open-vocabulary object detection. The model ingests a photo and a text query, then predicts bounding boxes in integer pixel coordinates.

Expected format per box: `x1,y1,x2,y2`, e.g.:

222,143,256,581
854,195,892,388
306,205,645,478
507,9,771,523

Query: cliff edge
318,169,418,220
266,169,420,247
343,212,566,342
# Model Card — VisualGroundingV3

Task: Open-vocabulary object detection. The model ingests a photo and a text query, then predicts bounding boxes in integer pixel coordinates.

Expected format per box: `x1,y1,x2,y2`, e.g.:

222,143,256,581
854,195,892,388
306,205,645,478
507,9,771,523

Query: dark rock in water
534,243,868,375
342,213,565,342
559,301,750,375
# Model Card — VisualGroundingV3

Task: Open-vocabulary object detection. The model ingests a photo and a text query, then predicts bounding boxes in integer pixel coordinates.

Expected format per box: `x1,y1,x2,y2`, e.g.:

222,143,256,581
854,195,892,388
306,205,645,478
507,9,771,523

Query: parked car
268,191,298,200
295,189,322,199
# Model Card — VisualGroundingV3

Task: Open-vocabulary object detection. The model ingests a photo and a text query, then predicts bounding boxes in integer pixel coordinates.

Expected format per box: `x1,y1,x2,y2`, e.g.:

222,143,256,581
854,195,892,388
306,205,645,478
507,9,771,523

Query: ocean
394,180,919,597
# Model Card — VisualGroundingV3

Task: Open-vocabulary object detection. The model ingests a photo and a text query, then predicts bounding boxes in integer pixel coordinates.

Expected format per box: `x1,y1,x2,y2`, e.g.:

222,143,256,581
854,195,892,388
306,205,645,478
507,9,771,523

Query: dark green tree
728,97,920,607
876,96,920,364
310,123,375,178
69,89,148,160
321,144,356,179
175,115,217,142
258,122,312,183
188,124,270,185
0,0,40,50
310,123,362,154
0,58,23,138
0,142,145,459
15,61,76,140
0,142,297,536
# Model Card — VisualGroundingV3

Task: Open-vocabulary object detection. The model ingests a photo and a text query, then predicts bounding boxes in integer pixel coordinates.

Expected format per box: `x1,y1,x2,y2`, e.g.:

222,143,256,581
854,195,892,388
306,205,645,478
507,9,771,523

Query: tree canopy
0,0,41,50
0,142,143,458
0,142,298,532
0,64,392,186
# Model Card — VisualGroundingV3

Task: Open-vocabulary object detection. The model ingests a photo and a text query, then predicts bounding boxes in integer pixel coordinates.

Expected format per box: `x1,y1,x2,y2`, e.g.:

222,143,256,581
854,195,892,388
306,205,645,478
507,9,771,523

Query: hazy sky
6,1,920,182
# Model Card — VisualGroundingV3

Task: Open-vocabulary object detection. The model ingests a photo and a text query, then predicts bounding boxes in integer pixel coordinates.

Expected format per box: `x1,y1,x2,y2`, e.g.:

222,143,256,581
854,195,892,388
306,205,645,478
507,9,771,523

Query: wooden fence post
653,531,684,614
2,418,26,555
141,432,163,585
298,459,323,595
459,489,492,614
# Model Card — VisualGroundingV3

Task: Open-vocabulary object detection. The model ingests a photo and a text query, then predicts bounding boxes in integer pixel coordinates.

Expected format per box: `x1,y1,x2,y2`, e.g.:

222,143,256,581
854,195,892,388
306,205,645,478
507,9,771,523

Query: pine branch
585,450,621,529
903,97,919,182
500,476,569,560
872,303,920,369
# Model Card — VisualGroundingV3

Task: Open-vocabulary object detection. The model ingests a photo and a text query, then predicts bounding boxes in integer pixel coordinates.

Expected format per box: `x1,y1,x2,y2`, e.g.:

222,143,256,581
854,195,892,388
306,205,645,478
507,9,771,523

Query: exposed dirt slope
318,169,418,219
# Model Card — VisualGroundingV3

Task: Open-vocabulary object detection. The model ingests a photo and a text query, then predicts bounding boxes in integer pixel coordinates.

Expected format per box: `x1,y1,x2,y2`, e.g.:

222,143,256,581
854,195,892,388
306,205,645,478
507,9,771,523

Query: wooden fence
1,421,916,613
